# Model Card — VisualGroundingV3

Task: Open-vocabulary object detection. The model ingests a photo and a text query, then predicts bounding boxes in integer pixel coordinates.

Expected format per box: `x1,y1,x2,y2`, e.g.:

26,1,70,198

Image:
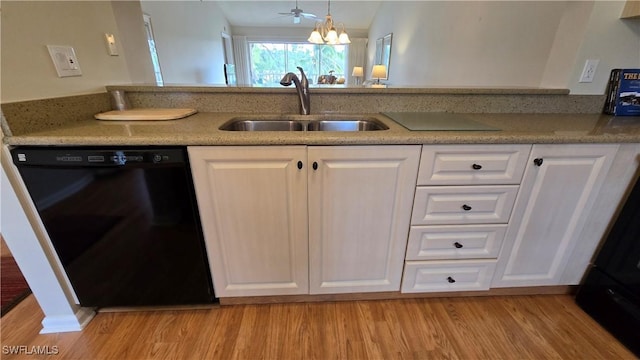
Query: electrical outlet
47,45,82,77
579,59,599,83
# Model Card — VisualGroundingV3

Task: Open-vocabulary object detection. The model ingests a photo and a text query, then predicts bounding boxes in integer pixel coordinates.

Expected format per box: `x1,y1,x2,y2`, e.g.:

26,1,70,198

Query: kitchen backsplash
1,87,606,137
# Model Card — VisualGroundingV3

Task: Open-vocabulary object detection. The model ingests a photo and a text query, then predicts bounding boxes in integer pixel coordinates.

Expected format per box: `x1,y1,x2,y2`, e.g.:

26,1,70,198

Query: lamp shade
371,65,387,79
324,29,339,44
352,66,363,77
308,29,324,44
338,31,351,44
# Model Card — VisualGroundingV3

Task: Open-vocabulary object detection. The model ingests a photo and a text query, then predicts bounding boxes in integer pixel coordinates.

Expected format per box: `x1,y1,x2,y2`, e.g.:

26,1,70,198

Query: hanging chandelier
308,0,350,45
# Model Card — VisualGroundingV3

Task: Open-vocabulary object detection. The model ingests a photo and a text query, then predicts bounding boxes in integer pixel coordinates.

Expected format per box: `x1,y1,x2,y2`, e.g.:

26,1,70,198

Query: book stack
604,69,640,116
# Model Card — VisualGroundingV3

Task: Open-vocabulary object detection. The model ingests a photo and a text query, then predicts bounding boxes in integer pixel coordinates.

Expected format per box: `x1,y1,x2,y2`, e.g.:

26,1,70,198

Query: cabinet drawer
401,260,497,293
406,224,507,260
417,145,531,185
411,185,518,225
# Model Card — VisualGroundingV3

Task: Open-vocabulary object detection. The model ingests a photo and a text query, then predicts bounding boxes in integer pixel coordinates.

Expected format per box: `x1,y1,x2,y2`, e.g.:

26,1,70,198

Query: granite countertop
4,112,640,146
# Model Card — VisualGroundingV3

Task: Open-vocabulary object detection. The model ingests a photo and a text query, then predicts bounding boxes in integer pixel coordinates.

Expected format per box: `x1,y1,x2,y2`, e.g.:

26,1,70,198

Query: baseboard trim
98,303,219,313
39,307,95,334
219,286,577,306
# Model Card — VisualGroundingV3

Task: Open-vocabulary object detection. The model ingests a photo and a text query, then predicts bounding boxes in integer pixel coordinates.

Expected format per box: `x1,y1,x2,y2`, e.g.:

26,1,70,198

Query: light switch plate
46,45,82,77
104,33,119,56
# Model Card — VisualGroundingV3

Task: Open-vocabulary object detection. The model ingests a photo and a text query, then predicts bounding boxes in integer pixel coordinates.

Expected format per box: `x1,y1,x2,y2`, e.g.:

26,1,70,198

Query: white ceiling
214,1,382,29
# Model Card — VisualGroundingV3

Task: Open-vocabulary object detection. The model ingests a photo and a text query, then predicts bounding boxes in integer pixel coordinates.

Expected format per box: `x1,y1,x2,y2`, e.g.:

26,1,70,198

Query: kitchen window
248,41,347,86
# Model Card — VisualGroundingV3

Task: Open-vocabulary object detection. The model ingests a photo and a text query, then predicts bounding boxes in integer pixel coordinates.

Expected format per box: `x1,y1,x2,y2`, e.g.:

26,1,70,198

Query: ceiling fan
278,0,318,24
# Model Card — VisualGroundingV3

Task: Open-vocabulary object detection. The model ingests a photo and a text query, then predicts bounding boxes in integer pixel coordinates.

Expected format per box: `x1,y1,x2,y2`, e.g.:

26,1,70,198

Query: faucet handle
297,67,308,87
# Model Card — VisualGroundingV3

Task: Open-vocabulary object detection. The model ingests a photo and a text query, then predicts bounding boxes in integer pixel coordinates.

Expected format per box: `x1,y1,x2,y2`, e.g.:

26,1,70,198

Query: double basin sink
220,115,389,132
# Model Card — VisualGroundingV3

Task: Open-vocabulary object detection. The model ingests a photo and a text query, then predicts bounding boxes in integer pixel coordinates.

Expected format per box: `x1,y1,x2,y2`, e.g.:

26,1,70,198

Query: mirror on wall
374,33,392,80
135,0,597,89
3,1,630,101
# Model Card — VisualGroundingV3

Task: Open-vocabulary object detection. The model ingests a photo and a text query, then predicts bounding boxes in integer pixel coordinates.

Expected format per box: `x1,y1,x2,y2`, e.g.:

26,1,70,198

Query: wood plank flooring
0,294,634,359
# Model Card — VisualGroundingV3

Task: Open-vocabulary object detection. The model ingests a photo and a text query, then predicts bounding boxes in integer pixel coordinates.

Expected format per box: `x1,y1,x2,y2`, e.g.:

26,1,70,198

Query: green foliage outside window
249,42,346,86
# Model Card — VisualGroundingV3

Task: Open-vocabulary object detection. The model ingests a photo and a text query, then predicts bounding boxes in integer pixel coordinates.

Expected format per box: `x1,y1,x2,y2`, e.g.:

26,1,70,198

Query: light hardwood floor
0,294,634,359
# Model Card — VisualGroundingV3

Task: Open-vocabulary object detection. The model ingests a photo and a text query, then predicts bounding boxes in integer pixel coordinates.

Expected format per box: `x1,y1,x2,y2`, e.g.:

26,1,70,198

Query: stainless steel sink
219,117,389,132
306,119,388,131
219,119,304,131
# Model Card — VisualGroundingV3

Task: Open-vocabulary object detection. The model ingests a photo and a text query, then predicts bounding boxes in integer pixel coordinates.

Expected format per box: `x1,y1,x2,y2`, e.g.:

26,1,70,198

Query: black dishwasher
576,171,640,356
11,147,216,307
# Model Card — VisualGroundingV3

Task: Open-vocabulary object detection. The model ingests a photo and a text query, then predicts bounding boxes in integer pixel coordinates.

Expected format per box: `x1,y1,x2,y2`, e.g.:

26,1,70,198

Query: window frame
247,37,348,86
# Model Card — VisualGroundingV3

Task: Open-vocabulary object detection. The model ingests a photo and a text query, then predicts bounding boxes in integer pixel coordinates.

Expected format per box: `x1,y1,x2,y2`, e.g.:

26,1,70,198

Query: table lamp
371,65,387,88
352,66,363,86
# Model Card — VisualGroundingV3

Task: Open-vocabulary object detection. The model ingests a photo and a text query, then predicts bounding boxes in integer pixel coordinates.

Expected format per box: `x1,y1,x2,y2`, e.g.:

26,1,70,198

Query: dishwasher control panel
11,147,186,167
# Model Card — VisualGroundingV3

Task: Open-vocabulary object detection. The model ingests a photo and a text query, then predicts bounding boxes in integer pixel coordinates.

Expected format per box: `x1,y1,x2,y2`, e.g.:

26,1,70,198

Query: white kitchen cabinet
188,146,309,297
402,144,529,293
307,146,421,294
492,144,619,288
189,145,420,297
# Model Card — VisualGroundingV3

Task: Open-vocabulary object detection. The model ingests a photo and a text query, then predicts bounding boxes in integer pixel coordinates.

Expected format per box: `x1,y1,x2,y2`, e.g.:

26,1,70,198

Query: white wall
539,2,595,90
567,1,640,94
368,1,640,94
111,1,157,84
140,1,231,85
368,1,567,87
0,1,152,103
232,26,369,40
2,1,638,101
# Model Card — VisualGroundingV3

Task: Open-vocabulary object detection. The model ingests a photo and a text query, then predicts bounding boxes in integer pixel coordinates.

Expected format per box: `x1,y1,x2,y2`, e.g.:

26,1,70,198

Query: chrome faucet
280,66,310,115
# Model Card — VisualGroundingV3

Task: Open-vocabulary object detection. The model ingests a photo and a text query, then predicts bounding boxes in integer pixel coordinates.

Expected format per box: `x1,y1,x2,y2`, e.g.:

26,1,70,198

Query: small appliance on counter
576,170,640,356
11,147,216,308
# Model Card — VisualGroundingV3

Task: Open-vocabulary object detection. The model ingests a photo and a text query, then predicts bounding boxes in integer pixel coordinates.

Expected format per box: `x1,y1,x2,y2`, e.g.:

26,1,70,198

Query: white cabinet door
188,146,309,297
308,145,420,294
492,144,618,287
